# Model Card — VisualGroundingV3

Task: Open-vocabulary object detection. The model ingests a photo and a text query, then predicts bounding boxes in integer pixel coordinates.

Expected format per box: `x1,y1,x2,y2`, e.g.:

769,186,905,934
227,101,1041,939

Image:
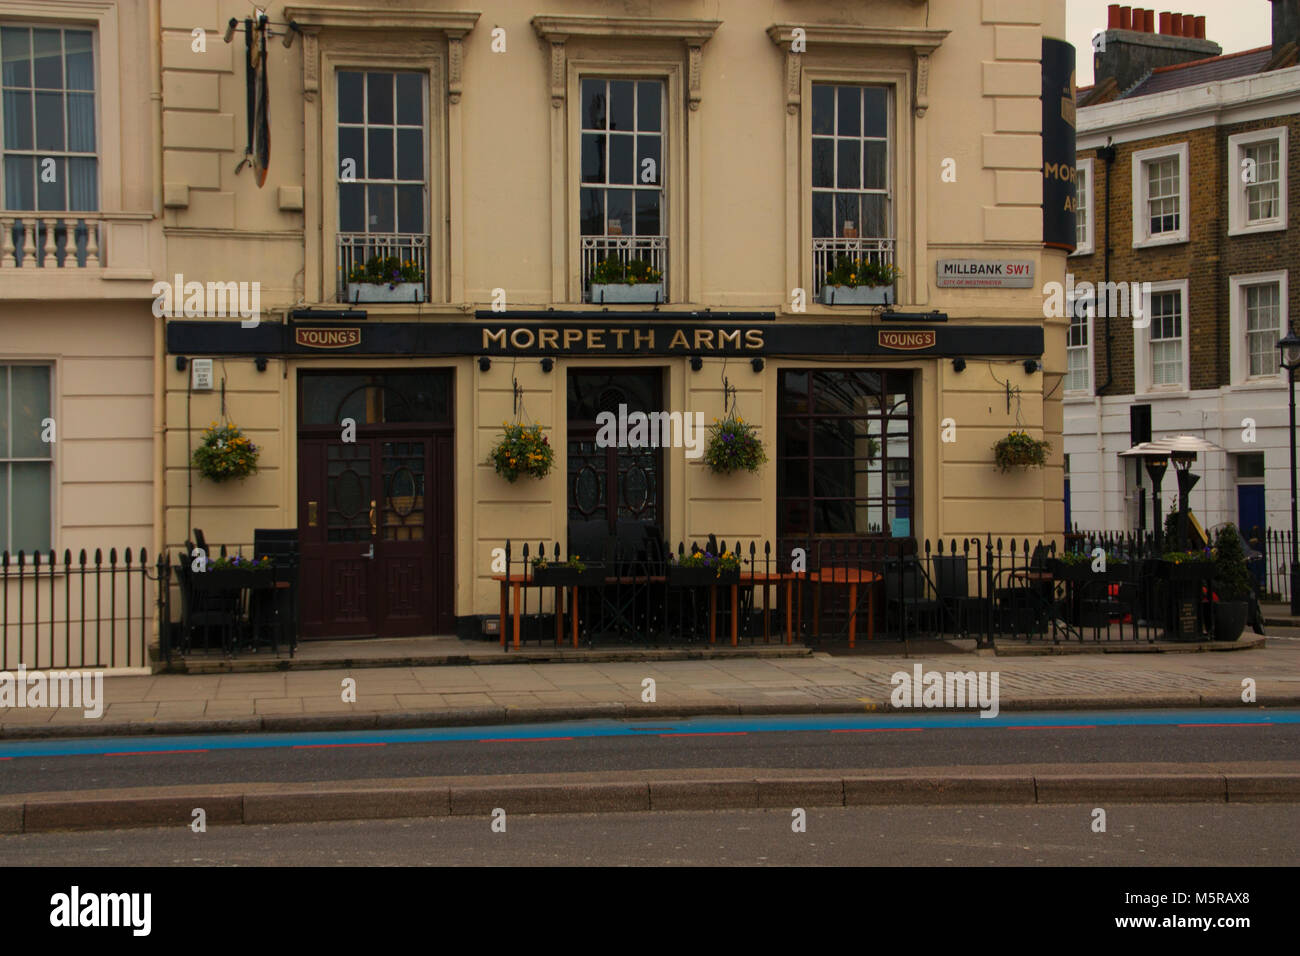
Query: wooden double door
296,371,455,638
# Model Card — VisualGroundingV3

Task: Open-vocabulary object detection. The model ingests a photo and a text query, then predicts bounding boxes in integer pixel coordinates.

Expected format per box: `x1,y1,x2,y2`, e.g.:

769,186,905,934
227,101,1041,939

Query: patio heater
1278,328,1300,614
1119,444,1168,555
1171,451,1199,551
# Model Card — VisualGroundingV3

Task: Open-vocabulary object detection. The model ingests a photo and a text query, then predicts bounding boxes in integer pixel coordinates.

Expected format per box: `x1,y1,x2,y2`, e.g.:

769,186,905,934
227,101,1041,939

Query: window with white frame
811,83,892,296
579,77,666,301
0,363,52,554
336,70,429,299
1229,271,1288,384
1131,143,1188,247
1228,127,1288,236
0,25,97,212
1073,159,1093,256
1065,296,1091,393
1135,280,1189,393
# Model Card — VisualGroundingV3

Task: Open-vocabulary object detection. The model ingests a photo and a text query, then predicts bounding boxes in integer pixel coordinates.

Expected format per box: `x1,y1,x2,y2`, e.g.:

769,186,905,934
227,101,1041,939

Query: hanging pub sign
1041,36,1077,252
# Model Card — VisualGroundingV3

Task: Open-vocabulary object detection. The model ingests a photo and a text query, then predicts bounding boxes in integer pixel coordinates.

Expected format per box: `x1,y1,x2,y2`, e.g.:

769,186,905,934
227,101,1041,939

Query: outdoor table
809,567,880,647
744,571,805,644
493,573,531,649
189,568,292,652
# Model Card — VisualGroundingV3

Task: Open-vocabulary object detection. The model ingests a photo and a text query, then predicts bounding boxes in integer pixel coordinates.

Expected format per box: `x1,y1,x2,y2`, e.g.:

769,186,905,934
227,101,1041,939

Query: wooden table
744,571,806,644
809,567,880,648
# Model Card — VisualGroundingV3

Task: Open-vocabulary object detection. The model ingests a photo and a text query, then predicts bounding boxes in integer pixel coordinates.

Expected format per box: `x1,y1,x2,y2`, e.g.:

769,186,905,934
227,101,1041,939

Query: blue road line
0,709,1293,760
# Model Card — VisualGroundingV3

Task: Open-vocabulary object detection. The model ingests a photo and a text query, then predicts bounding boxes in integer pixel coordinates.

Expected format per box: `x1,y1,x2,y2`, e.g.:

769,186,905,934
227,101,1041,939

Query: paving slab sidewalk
3,639,1299,739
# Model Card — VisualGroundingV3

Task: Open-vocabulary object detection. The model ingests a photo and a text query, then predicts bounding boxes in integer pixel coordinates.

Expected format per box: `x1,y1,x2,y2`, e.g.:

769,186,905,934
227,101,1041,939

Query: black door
566,370,664,543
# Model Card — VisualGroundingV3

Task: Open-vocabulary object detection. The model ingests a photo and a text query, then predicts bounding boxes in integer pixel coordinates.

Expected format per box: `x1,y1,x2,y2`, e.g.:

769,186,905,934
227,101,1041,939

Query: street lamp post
1277,329,1300,616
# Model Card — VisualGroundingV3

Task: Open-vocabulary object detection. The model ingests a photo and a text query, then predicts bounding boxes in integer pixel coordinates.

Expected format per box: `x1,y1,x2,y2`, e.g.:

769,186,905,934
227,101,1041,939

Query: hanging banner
1042,36,1077,252
250,14,270,187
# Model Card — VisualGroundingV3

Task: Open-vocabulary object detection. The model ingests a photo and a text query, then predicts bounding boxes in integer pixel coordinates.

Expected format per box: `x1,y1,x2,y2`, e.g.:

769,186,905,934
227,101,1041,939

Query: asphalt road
2,804,1296,866
1,710,1296,794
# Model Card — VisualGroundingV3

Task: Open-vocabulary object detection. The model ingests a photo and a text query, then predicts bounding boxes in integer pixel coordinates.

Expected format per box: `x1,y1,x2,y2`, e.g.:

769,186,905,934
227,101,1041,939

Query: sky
1067,0,1275,85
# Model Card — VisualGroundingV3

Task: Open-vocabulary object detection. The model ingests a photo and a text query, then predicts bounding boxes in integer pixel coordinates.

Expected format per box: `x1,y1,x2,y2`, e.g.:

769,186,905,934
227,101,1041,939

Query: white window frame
1229,270,1288,385
1134,278,1189,394
1131,143,1189,248
0,360,54,555
1228,127,1288,237
1064,292,1093,395
1071,158,1094,256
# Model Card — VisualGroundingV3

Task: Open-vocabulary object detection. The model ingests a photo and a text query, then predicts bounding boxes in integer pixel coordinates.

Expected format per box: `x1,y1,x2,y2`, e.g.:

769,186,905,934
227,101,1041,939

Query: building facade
1068,2,1300,545
4,0,1070,647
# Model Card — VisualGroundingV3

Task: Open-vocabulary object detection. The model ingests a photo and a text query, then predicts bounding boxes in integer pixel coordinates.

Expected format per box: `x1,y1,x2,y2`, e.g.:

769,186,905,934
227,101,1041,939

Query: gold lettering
668,329,689,350
563,328,583,349
718,329,741,350
539,328,559,350
694,329,715,350
745,329,764,350
587,329,605,349
510,327,536,350
611,328,629,349
483,328,507,350
633,329,654,350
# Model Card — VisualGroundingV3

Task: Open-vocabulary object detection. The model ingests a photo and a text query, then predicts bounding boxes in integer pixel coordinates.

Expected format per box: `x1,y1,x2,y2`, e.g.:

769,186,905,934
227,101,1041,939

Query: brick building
1065,2,1300,546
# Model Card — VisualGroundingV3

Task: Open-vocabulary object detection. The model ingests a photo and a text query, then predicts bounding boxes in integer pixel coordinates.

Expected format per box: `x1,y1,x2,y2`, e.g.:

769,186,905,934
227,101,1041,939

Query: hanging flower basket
703,415,768,475
992,430,1050,472
489,422,554,482
192,422,259,483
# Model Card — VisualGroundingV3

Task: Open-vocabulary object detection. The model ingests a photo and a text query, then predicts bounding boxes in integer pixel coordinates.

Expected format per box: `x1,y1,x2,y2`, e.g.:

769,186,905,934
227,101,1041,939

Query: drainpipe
150,0,166,648
1095,142,1117,527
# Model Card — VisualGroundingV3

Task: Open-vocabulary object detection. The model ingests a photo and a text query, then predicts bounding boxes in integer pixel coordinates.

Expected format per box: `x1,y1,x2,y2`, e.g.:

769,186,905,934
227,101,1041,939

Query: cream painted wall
157,0,1067,624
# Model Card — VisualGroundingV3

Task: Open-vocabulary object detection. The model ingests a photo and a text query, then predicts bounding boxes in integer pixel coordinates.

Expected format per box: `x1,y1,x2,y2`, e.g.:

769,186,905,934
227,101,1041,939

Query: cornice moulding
285,5,480,34
766,24,948,52
531,15,721,44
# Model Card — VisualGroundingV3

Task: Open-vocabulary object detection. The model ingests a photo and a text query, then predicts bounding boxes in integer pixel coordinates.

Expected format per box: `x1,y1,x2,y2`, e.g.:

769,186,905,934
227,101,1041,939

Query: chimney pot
1159,12,1172,34
1109,4,1122,29
1184,15,1195,38
1145,9,1155,32
1194,15,1205,39
1120,5,1132,30
1170,13,1183,36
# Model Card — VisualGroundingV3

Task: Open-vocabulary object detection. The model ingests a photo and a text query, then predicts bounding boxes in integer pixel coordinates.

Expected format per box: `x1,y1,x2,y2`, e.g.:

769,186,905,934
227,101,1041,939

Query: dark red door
296,371,454,638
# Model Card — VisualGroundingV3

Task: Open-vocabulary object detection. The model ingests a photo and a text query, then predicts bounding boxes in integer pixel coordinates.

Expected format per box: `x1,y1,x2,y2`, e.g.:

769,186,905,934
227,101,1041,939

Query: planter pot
1049,559,1093,582
590,282,664,304
347,282,424,304
1165,561,1214,582
667,565,739,587
194,567,272,590
533,565,605,588
1213,600,1249,642
820,284,893,306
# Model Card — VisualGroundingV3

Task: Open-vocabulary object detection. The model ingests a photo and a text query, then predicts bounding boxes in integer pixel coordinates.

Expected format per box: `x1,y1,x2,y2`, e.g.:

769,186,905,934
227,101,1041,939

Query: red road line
104,749,210,756
290,742,387,749
659,731,749,737
831,728,924,733
481,736,576,742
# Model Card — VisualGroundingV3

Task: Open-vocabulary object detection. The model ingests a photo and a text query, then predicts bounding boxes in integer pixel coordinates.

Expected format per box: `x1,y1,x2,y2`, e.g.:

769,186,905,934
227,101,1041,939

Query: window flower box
819,255,902,306
819,284,893,306
590,282,664,304
347,282,424,304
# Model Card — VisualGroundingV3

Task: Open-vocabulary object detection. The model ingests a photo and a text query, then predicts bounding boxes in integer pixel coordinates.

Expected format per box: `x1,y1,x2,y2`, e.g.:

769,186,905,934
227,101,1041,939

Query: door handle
369,499,377,537
362,543,374,560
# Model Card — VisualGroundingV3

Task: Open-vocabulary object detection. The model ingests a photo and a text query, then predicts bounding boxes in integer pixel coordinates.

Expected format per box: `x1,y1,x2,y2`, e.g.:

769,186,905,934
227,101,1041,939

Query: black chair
251,529,299,655
932,555,985,636
175,546,240,654
884,557,941,638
